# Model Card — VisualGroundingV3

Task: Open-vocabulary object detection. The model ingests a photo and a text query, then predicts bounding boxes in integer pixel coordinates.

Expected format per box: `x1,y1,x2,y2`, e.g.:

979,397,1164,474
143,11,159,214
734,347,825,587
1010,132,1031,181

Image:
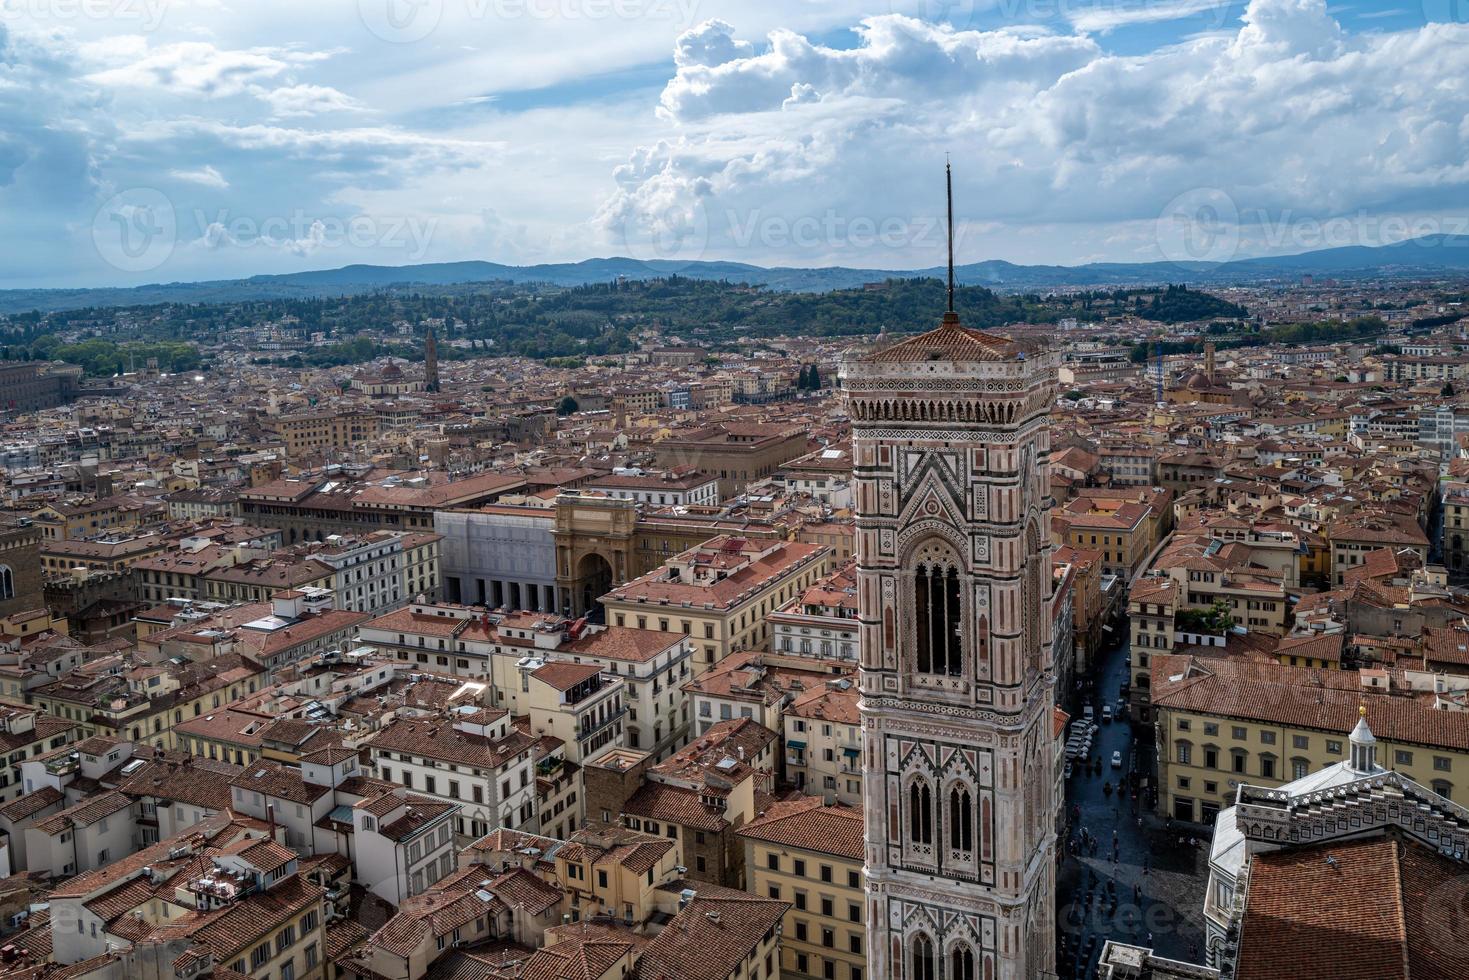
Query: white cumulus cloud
597,0,1469,267
82,40,336,99
256,84,365,118
169,165,229,188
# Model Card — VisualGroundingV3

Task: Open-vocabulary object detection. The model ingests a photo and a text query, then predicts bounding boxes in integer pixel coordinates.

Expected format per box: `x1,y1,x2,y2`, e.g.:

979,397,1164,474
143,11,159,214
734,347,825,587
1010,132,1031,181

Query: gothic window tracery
910,538,964,678
911,933,936,980
948,785,974,852
908,777,934,846
950,943,977,980
1023,519,1043,677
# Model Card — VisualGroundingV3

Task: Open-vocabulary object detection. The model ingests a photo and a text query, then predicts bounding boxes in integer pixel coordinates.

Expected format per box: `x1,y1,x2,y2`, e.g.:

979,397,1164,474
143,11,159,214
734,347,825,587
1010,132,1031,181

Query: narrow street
1054,632,1208,977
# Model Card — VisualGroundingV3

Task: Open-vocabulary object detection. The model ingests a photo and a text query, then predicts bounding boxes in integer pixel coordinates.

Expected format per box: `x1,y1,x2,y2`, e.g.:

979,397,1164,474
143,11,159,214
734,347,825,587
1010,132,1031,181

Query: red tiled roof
639,896,788,980
623,782,726,833
1150,655,1469,751
736,796,863,860
1236,835,1467,980
860,316,1020,364
531,661,603,691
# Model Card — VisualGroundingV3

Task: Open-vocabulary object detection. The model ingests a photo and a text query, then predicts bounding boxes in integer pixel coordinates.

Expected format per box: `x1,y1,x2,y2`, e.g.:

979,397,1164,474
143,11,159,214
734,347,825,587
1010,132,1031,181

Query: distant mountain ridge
5,235,1468,315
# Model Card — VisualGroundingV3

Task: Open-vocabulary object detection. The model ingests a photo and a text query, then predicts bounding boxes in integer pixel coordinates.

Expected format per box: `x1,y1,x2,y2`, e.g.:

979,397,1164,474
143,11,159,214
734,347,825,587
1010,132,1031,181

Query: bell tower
424,324,440,393
840,167,1059,980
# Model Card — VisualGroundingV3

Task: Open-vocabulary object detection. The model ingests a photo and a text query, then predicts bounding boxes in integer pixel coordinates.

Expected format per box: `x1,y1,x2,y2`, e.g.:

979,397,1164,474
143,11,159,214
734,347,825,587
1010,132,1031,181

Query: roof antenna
946,156,956,319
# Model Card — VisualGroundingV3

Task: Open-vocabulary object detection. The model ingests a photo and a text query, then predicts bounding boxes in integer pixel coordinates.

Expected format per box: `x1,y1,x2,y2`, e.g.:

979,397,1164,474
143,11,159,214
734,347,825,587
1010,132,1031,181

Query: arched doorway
577,552,613,621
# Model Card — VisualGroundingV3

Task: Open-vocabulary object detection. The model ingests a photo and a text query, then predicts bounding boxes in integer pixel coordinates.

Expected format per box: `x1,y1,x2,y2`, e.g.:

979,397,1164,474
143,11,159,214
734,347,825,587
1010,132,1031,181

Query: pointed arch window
949,786,974,852
911,934,936,980
1022,520,1044,676
914,562,962,676
951,944,976,980
909,780,934,846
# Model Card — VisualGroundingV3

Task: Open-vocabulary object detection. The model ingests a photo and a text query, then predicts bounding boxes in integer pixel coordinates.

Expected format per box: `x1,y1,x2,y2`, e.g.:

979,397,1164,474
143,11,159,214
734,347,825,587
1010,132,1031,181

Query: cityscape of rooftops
1,1,1468,979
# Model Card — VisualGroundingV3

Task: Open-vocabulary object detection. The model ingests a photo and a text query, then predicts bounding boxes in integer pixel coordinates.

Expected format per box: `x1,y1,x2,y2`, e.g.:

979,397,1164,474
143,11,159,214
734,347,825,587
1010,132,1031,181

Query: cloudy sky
3,0,1468,287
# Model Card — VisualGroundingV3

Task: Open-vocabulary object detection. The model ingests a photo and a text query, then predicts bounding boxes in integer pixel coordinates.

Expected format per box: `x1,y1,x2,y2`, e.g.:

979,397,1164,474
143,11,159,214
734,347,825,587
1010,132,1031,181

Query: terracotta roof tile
859,316,1020,364
639,895,788,980
736,797,863,861
1151,654,1469,751
1236,835,1469,980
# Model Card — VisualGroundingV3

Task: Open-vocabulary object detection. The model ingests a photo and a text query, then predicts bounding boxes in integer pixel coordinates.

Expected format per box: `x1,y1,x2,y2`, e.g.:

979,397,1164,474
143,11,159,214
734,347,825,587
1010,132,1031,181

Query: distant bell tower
840,164,1060,980
425,325,440,393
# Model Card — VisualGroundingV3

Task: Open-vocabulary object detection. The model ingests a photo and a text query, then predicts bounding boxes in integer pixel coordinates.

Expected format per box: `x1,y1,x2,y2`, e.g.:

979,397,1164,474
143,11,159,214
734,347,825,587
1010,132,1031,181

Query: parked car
1111,750,1123,769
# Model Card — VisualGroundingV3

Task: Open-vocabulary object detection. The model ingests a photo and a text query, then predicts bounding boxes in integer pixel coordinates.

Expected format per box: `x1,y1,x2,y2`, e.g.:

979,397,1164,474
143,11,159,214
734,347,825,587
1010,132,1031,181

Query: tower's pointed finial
945,156,956,318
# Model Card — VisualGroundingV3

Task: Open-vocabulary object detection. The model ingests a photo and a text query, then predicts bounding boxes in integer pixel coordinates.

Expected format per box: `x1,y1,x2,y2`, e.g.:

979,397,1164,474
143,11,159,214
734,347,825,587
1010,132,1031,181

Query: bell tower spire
945,158,957,319
424,324,440,393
